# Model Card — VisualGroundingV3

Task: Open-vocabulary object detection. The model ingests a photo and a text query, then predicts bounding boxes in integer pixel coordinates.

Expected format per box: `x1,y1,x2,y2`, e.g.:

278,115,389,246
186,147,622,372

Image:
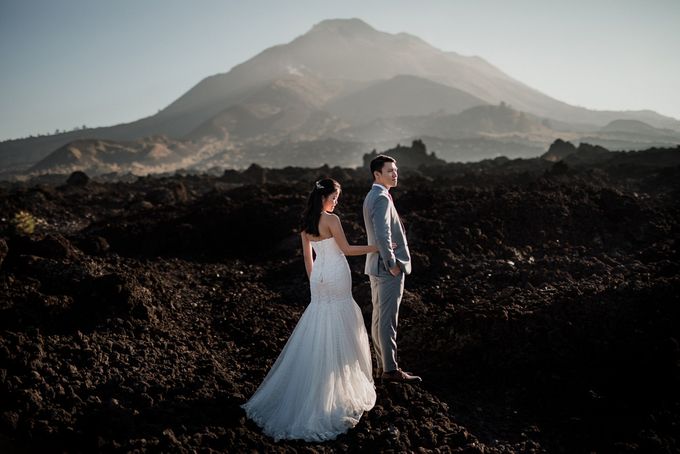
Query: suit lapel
383,187,406,235
371,185,406,234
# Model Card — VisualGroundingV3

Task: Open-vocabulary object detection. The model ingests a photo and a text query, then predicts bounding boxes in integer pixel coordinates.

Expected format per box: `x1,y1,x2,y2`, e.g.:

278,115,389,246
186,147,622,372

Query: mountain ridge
325,75,488,124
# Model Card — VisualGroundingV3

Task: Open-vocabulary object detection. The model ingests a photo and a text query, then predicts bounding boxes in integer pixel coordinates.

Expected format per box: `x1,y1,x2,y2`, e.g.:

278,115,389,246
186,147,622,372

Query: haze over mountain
2,18,679,179
325,75,488,124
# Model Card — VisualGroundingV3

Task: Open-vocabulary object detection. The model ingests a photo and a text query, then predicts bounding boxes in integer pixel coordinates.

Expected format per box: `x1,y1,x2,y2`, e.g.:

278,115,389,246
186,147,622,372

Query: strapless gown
241,236,376,442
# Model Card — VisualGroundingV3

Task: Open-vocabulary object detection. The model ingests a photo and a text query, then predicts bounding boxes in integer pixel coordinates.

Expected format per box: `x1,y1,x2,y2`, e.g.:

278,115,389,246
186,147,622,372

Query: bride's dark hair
300,178,341,236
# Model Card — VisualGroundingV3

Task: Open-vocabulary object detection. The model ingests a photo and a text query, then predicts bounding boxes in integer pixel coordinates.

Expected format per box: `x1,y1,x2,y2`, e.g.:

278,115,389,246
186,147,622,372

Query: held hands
368,243,396,254
366,243,397,253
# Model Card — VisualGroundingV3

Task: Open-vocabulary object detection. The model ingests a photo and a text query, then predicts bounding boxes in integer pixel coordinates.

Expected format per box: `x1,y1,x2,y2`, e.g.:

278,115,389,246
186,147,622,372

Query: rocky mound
363,139,446,170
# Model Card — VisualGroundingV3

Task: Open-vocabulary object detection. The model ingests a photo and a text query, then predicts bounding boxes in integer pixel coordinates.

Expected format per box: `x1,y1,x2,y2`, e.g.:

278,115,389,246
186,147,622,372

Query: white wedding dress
241,236,376,442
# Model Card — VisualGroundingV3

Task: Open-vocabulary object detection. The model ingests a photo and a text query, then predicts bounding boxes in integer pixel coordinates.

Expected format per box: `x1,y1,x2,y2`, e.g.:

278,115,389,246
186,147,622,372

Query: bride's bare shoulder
320,212,340,222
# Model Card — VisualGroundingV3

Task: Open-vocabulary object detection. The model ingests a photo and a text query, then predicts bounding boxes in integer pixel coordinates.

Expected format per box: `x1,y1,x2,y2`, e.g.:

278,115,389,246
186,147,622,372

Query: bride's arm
301,232,313,279
328,214,379,256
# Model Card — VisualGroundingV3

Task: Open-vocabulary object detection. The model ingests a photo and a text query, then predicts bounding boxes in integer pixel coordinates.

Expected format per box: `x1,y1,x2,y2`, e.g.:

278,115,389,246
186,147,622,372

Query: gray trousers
369,272,405,372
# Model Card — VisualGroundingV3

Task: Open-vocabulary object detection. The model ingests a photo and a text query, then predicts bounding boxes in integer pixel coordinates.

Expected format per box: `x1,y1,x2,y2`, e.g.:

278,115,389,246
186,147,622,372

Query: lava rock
66,171,90,186
0,237,8,268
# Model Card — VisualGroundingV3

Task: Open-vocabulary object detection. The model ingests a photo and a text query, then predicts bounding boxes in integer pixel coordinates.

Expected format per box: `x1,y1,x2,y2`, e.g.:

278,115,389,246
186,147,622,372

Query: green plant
11,210,37,236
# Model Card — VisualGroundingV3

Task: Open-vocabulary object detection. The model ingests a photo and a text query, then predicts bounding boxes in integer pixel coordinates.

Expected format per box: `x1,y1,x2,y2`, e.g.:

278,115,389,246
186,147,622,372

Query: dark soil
1,152,679,453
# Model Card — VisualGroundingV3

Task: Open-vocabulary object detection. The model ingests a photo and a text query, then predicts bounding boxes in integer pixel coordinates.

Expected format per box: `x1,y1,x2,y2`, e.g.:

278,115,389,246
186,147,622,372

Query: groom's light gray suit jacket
363,184,411,276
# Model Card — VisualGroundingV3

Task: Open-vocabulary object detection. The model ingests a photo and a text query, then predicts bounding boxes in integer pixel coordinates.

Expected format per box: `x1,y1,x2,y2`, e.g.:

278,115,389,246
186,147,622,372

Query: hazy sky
1,0,679,141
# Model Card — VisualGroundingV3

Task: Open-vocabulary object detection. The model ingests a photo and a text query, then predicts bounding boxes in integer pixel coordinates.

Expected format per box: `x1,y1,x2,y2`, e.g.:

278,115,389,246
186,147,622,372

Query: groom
363,155,421,383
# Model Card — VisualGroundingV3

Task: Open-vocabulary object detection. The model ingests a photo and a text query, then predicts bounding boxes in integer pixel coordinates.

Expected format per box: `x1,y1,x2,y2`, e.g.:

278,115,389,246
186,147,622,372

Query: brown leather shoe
381,368,422,383
377,367,414,376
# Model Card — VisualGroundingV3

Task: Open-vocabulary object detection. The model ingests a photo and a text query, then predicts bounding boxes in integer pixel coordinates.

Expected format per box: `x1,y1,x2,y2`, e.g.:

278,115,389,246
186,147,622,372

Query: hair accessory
315,180,323,189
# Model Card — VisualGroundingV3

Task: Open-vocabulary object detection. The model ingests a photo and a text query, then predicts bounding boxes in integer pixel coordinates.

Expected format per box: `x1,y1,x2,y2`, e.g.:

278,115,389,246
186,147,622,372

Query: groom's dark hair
370,155,396,180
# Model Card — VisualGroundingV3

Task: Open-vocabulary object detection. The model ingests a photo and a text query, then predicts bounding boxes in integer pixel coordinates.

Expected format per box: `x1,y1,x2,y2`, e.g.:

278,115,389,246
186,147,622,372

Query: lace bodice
309,237,352,305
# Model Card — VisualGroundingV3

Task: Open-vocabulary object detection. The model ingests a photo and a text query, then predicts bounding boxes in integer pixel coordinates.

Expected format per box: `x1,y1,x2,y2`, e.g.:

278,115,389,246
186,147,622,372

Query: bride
241,178,378,442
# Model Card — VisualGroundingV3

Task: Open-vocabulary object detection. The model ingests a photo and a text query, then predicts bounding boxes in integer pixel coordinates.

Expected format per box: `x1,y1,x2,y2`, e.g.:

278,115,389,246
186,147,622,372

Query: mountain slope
339,103,556,143
425,103,552,137
325,75,487,124
25,136,230,176
185,76,348,143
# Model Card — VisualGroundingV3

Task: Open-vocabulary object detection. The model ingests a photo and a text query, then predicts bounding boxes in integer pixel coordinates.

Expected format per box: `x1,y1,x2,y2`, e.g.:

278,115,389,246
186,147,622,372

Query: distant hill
600,119,680,140
28,137,206,176
602,119,664,134
325,75,487,124
338,103,555,139
572,119,680,151
423,103,552,137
